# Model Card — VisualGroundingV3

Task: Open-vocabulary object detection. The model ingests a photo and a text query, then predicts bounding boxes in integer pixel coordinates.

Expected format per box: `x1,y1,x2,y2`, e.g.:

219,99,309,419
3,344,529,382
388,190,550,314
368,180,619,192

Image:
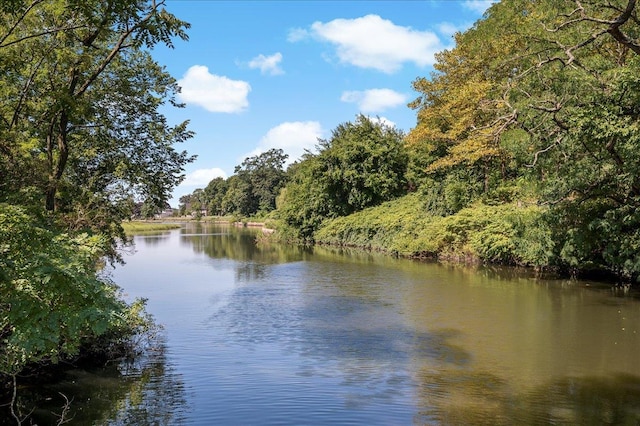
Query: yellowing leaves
406,6,528,174
407,63,505,171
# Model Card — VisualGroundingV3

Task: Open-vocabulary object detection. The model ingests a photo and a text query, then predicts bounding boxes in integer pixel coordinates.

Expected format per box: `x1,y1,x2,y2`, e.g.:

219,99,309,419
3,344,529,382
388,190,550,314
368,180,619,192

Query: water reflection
134,231,173,247
190,226,640,424
180,223,314,283
414,370,640,425
18,223,640,424
1,337,187,426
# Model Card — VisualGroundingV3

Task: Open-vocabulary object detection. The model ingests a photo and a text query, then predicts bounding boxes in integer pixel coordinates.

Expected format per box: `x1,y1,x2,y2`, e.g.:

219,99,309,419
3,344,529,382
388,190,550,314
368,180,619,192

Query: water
9,223,640,425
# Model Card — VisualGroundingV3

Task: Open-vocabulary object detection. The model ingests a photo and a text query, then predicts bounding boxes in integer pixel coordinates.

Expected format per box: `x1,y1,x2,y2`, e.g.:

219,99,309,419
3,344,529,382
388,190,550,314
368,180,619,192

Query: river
14,222,640,425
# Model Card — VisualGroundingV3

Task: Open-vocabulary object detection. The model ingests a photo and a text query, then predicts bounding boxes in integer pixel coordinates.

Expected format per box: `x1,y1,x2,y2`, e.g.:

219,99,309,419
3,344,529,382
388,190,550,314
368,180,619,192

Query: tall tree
0,0,193,225
407,1,528,195
204,177,229,216
232,148,288,216
408,0,640,278
278,115,408,239
508,0,640,277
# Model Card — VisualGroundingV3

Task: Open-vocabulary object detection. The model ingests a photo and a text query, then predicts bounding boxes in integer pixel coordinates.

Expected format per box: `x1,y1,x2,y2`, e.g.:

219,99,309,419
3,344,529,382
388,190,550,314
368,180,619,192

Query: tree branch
0,0,45,47
74,2,162,98
526,135,564,168
542,0,640,60
0,24,88,49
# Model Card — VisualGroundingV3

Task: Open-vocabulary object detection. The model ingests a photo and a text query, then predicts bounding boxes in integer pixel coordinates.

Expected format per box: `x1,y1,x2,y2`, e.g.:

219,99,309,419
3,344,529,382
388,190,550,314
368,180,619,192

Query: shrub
0,204,152,379
315,195,554,267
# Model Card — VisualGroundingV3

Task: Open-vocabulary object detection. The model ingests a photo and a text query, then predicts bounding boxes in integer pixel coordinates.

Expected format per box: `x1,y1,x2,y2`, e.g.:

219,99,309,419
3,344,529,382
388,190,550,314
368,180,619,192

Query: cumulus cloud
437,22,462,37
287,27,309,42
182,168,228,187
340,88,407,113
177,65,251,113
244,121,324,166
290,14,443,73
248,52,284,75
463,0,497,14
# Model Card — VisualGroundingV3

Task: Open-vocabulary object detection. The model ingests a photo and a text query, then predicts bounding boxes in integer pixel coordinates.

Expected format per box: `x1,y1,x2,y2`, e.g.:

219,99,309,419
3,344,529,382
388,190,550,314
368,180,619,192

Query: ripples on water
6,224,640,425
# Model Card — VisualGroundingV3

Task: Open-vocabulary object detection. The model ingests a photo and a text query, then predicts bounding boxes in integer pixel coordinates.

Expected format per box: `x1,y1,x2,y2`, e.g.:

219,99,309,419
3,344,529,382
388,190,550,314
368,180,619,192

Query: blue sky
151,0,496,206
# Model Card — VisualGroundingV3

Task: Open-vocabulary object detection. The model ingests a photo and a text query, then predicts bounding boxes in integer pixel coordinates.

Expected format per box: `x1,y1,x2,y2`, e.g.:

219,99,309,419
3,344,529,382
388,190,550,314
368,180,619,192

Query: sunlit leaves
0,0,193,219
278,115,408,239
404,0,640,279
0,204,148,375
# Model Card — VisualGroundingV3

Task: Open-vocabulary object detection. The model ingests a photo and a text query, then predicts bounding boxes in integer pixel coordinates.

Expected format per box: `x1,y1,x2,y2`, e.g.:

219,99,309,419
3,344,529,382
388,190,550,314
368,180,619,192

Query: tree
221,174,252,216
520,1,640,278
178,194,192,216
278,115,408,239
276,154,335,239
0,0,193,397
0,0,194,226
407,0,640,279
204,177,229,216
406,0,530,199
231,148,288,216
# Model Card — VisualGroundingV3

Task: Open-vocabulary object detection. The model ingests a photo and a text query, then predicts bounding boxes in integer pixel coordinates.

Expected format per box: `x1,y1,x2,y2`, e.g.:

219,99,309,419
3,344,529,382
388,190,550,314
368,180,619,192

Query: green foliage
0,0,189,385
316,194,554,267
0,0,194,229
277,115,409,240
0,204,151,376
180,149,288,219
549,199,640,280
274,156,336,240
204,177,229,216
232,148,289,216
395,0,640,280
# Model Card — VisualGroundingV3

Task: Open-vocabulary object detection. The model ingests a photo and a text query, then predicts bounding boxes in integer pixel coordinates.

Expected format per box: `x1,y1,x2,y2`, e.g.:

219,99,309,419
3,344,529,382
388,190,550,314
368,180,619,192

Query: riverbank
266,192,635,285
129,210,631,285
124,217,275,235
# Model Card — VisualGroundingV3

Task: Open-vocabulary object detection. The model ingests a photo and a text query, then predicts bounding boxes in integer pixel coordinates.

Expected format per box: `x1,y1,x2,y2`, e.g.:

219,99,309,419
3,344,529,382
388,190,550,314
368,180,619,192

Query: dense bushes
315,193,554,268
0,204,151,381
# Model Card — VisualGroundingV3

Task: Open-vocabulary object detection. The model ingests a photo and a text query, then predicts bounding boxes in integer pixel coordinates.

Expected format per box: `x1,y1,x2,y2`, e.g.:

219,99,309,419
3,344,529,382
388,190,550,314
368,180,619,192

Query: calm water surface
18,223,640,424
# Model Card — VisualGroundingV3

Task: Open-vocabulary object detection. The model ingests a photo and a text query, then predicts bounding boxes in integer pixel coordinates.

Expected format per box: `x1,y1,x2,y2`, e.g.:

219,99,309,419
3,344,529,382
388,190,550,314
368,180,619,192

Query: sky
150,0,497,206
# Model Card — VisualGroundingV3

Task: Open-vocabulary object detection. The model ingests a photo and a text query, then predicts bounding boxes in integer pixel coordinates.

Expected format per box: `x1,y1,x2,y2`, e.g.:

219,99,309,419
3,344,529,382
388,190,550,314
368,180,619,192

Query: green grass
121,221,182,234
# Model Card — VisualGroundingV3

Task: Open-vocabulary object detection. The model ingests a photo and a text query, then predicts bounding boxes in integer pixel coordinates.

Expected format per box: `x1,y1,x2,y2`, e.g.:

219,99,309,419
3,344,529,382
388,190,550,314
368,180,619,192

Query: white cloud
463,0,497,14
177,65,251,113
287,27,309,42
437,22,461,37
244,121,324,166
293,15,443,73
248,52,284,75
340,88,407,113
182,168,228,187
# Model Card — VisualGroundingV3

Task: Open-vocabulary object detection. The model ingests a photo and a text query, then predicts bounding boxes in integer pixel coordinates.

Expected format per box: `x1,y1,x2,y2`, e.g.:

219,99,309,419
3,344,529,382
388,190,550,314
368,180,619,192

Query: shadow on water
414,370,640,425
0,336,188,426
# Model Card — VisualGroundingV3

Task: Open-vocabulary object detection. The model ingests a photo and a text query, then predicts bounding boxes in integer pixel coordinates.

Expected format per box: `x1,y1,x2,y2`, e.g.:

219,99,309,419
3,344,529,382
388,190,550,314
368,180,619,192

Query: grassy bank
121,221,182,234
312,193,554,268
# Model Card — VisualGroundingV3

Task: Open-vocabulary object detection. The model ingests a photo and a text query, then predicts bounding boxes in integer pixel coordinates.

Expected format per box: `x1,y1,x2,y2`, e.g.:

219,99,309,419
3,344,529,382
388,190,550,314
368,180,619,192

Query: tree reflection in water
1,336,187,426
414,370,640,425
